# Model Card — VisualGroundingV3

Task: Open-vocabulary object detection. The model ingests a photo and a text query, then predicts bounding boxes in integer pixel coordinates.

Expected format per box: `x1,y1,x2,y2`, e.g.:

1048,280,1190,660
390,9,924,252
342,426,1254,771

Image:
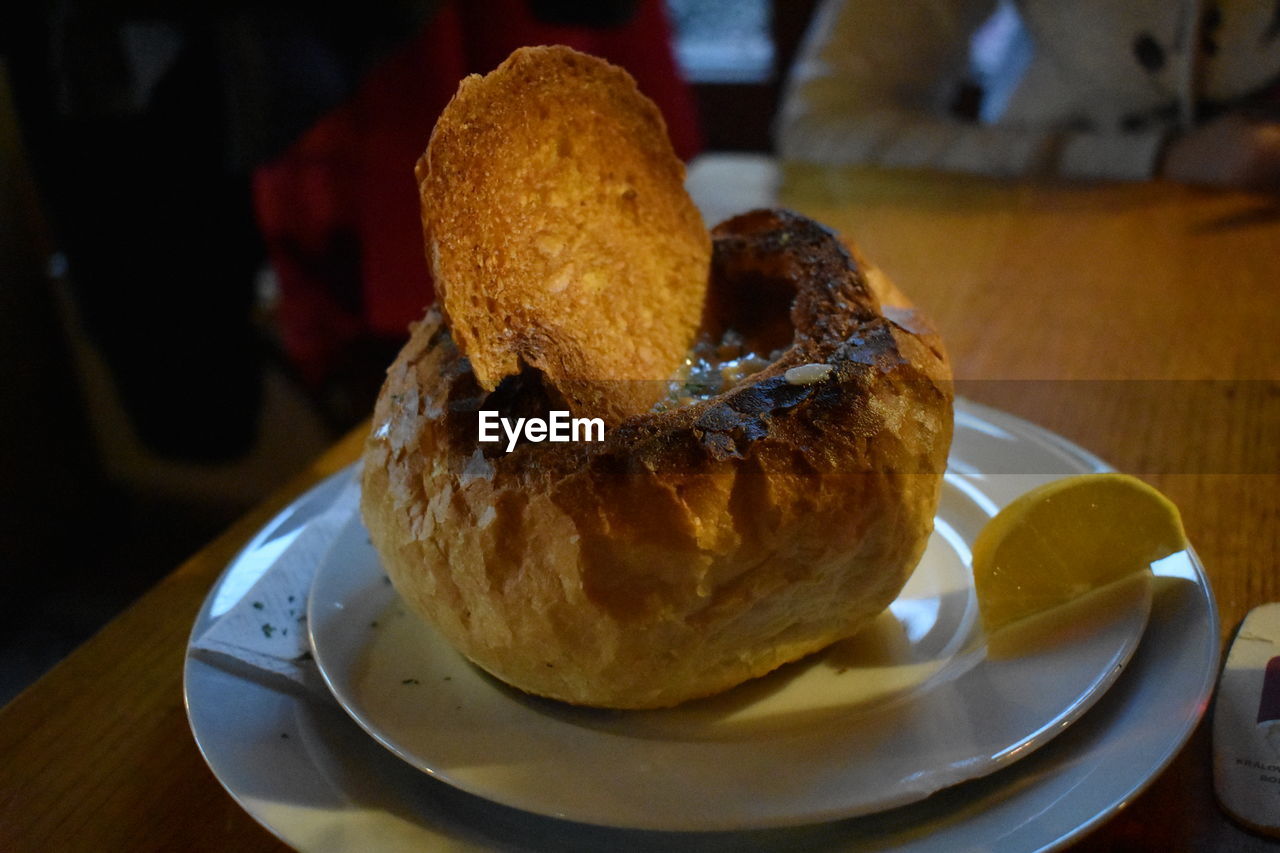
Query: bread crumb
785,363,832,385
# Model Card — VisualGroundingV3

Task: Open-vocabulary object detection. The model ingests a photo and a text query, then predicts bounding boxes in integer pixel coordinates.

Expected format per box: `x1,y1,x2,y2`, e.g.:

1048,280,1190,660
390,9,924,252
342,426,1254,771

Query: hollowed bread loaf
361,209,954,709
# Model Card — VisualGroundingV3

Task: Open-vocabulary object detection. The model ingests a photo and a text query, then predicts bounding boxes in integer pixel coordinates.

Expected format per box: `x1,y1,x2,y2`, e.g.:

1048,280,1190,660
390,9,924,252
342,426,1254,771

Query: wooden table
2,165,1277,851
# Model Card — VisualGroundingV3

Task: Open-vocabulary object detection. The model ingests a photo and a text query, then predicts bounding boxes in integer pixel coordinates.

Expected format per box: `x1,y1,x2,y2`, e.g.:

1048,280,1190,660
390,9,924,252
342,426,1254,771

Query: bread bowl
361,202,954,709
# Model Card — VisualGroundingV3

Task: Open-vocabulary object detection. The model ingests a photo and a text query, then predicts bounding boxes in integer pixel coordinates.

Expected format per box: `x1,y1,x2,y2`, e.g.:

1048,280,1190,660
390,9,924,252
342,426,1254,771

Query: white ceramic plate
185,398,1219,850
307,468,1150,830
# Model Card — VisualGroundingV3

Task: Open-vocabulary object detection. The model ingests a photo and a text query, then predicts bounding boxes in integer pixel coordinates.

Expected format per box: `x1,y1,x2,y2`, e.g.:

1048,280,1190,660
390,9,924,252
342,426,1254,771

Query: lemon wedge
973,473,1187,635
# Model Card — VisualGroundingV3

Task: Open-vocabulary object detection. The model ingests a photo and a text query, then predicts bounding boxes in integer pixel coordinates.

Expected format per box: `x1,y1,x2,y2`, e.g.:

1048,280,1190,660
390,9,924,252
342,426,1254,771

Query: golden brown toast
416,45,711,424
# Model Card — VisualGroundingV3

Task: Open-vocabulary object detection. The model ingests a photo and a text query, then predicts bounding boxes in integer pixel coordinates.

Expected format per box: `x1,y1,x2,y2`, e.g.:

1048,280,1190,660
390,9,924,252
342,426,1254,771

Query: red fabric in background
253,0,701,389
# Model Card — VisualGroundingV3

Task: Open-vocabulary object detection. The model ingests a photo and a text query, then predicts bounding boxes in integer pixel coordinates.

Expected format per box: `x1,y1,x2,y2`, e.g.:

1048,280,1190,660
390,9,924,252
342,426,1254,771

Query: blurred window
665,0,775,83
664,0,817,151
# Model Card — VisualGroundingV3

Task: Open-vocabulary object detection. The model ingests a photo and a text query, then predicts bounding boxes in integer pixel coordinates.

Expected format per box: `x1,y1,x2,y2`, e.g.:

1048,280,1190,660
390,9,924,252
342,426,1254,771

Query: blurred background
3,0,1276,703
0,0,819,703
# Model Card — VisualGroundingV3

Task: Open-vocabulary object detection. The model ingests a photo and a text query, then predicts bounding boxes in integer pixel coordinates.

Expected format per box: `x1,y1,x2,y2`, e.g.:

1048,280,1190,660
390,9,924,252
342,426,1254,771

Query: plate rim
184,397,1220,850
305,472,1156,831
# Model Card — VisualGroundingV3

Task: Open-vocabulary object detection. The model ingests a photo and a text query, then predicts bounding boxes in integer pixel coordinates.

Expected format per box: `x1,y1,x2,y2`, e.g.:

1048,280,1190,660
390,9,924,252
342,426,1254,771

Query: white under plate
308,464,1151,829
185,398,1219,849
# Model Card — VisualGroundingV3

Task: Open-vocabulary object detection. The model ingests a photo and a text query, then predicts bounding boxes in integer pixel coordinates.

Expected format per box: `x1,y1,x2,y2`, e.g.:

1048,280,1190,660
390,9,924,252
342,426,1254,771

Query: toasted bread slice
416,46,710,423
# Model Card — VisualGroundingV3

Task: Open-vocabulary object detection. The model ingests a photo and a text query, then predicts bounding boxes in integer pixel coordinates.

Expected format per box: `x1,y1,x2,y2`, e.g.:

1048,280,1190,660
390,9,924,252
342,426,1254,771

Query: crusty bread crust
417,46,710,424
361,210,953,709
